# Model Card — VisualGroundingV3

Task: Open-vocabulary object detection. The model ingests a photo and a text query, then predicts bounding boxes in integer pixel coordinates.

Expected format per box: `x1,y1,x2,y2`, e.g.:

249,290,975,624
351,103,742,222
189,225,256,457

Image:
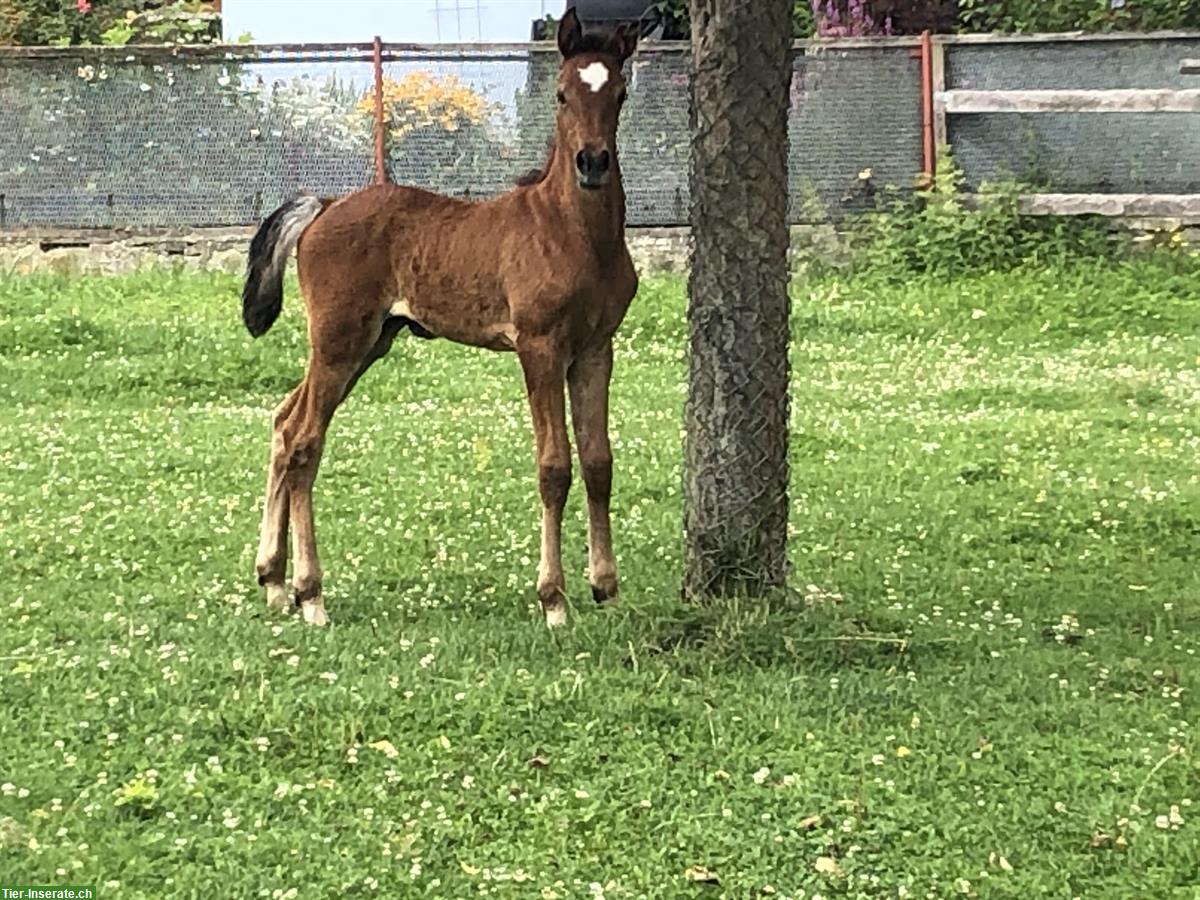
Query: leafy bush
648,0,1198,36
358,72,492,142
651,0,819,37
268,73,370,154
810,0,892,36
852,149,1116,278
99,1,221,45
958,0,1200,34
0,0,221,47
359,72,512,194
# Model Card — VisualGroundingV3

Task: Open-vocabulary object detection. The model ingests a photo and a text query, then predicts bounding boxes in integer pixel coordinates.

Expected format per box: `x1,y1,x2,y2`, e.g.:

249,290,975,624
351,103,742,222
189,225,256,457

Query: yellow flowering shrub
358,72,492,141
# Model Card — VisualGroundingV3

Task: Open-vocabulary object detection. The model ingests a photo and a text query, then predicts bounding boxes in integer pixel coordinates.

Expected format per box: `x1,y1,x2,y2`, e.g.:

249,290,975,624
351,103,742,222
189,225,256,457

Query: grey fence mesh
946,37,1200,194
0,47,376,229
2,36,1195,231
789,44,923,218
0,41,923,229
378,42,922,223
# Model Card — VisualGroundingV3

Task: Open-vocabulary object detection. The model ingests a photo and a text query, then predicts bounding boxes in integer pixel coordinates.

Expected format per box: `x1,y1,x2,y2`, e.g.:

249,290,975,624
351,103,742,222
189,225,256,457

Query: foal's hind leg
285,317,403,624
256,387,301,611
255,316,401,620
283,358,356,625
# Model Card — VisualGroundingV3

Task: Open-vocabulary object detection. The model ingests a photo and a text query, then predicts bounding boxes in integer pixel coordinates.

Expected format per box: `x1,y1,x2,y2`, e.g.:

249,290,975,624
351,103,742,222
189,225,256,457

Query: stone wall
0,218,1194,277
0,228,251,277
0,225,852,277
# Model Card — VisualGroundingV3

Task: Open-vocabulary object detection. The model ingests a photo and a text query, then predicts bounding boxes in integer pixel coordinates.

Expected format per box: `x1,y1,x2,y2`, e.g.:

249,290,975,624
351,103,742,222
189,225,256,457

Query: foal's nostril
576,151,589,175
596,150,611,173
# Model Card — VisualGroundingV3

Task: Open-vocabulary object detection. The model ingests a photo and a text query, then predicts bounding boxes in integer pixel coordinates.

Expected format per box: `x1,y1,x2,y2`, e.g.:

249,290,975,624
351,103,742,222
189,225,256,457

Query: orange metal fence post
373,35,386,184
919,29,936,184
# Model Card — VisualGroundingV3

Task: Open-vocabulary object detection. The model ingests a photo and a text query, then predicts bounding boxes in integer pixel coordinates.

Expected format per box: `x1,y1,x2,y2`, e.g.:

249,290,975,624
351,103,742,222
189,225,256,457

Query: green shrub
648,0,1198,37
851,149,1116,278
652,0,818,38
0,0,221,47
958,0,1199,33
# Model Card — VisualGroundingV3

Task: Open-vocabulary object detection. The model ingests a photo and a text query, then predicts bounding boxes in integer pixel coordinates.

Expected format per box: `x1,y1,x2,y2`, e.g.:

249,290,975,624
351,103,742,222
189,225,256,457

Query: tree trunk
684,0,792,599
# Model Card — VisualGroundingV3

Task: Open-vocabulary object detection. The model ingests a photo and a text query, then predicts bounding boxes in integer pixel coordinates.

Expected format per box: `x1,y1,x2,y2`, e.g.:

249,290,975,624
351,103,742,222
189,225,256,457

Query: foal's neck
539,143,626,257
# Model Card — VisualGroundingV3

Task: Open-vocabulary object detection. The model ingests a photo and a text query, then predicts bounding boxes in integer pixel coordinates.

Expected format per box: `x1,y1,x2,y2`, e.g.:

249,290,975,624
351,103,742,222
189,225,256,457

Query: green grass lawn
0,258,1197,899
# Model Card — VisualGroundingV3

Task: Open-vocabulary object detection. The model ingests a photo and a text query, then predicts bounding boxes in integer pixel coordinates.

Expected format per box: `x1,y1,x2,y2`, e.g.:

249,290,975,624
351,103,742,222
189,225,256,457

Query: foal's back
295,183,552,353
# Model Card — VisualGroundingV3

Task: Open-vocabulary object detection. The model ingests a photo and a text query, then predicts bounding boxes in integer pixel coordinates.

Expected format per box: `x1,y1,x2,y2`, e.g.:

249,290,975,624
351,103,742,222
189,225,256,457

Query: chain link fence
0,46,376,229
0,34,1196,231
0,40,922,229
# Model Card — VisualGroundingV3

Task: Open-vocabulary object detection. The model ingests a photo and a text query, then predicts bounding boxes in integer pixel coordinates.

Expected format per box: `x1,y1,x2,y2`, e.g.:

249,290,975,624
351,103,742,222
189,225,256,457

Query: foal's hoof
539,582,568,629
265,584,291,612
300,597,328,627
544,603,567,629
591,584,619,605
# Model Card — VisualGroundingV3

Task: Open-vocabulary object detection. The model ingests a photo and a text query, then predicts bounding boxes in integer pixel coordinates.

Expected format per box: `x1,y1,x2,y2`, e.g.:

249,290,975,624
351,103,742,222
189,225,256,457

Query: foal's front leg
519,338,572,627
568,341,619,604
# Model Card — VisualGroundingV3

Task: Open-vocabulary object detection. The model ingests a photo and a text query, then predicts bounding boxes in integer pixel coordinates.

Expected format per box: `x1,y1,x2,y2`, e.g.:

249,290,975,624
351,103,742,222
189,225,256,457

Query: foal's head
554,8,638,191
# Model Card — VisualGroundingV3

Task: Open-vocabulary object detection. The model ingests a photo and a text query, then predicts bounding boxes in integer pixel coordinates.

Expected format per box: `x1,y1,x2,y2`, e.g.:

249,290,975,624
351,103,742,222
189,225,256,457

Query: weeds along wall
0,33,1196,231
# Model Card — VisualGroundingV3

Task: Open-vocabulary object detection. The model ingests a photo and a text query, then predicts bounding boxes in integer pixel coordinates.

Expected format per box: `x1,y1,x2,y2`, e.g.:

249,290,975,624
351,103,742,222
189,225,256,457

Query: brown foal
241,10,639,627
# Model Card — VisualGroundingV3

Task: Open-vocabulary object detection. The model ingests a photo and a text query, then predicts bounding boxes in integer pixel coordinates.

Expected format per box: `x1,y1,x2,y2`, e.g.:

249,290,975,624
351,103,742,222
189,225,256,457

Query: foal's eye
556,89,566,105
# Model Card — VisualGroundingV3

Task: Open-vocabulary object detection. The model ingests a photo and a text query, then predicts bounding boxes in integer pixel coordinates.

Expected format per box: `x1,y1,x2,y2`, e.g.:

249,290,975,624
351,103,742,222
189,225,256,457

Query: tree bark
684,0,792,599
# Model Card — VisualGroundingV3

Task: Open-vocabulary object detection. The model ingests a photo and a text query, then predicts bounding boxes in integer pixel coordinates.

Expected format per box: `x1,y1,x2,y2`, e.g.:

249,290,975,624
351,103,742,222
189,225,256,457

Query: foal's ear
557,7,584,58
608,22,639,62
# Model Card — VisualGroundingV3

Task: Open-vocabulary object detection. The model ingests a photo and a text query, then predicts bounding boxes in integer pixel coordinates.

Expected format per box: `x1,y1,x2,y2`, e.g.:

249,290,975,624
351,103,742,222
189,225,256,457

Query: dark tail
241,195,328,338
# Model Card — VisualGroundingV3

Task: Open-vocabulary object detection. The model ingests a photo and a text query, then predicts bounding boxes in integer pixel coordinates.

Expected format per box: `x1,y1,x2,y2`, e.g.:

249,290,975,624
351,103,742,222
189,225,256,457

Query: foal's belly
387,298,517,352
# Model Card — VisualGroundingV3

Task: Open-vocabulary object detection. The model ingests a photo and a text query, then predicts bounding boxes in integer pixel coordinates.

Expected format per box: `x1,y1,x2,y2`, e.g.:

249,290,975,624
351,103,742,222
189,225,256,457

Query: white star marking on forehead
578,61,610,93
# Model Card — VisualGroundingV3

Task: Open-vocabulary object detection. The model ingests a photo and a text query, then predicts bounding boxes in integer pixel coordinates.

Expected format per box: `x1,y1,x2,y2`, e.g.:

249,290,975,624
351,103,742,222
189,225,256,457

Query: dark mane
515,138,557,186
514,168,545,187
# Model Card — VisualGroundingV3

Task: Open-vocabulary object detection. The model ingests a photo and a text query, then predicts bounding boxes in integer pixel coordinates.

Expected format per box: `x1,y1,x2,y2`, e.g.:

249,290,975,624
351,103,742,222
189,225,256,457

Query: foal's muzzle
575,149,611,190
